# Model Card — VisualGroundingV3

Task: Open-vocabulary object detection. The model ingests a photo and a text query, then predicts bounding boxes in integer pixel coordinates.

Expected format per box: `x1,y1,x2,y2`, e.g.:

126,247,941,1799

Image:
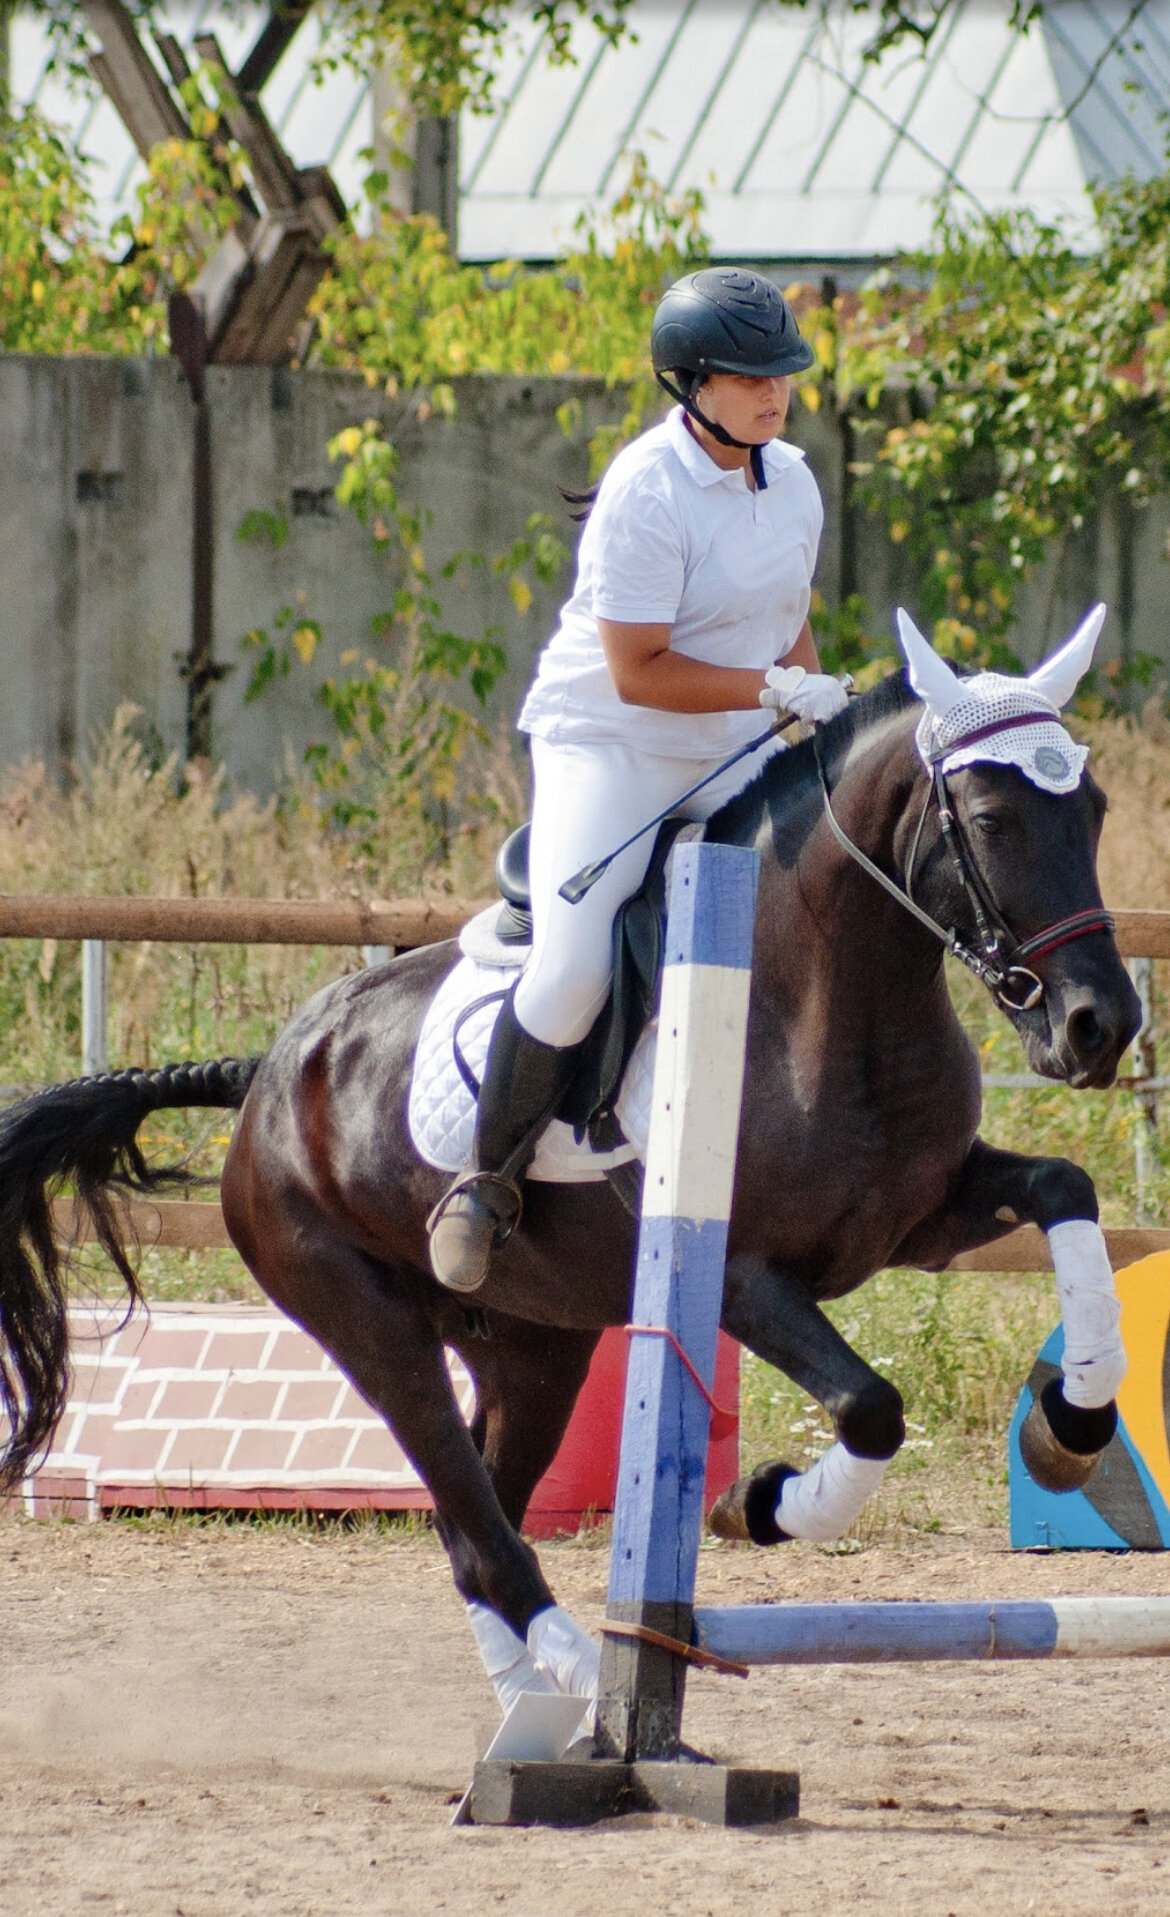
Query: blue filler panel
1009,1326,1170,1549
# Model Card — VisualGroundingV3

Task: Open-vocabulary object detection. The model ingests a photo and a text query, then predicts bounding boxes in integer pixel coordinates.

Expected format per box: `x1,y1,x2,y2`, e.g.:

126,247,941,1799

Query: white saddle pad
408,931,656,1184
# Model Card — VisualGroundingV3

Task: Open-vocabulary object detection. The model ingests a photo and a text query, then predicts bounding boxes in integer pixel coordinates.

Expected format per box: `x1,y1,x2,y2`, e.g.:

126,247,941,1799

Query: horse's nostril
1066,1005,1106,1058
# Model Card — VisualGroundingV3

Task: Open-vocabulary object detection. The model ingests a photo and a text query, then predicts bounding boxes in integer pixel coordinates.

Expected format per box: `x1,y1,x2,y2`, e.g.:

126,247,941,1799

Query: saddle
489,819,683,1154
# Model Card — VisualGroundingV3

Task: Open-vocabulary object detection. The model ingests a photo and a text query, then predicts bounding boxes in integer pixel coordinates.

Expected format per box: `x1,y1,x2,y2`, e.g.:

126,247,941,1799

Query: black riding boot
427,993,575,1294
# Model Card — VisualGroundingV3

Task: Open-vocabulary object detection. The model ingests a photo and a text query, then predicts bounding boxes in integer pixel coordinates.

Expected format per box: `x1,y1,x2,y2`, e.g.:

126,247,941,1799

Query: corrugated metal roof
9,2,1170,263
458,0,1170,263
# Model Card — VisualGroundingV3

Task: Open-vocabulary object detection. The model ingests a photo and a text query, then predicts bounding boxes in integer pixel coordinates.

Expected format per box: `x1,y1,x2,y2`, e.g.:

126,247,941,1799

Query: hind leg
245,1220,557,1634
450,1321,604,1711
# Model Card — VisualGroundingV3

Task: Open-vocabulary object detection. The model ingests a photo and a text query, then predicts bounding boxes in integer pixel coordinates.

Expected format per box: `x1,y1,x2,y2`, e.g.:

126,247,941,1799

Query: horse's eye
973,814,1003,838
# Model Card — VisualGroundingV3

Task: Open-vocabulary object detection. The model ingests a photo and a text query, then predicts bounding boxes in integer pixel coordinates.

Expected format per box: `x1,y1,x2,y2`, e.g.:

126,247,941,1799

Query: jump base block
466,1758,800,1828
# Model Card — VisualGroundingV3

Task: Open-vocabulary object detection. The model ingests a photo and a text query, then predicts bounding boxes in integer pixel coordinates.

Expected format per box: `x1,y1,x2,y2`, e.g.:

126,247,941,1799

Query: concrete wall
2,351,1169,795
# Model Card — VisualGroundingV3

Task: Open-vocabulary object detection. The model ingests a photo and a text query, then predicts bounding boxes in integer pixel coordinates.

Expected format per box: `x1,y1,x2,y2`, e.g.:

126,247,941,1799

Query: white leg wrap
526,1604,600,1701
775,1442,890,1543
1048,1218,1127,1409
466,1601,558,1717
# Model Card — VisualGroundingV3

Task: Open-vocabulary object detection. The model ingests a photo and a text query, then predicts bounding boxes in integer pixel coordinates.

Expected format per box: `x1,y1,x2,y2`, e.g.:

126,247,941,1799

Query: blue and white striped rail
693,1597,1170,1665
597,840,761,1761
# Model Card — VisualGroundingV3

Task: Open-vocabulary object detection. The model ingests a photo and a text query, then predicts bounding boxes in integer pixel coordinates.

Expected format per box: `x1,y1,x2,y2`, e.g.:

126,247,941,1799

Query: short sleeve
588,480,685,626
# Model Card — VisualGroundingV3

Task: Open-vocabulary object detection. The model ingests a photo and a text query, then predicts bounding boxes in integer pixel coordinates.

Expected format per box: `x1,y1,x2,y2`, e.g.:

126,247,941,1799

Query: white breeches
513,734,782,1048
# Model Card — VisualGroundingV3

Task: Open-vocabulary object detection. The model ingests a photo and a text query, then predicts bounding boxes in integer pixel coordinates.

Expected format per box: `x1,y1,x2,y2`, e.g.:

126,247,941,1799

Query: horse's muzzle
1019,968,1142,1090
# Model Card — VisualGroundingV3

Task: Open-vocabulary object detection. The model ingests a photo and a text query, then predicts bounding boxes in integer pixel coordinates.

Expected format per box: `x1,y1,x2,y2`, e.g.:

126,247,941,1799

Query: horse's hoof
707,1460,797,1546
1018,1377,1118,1493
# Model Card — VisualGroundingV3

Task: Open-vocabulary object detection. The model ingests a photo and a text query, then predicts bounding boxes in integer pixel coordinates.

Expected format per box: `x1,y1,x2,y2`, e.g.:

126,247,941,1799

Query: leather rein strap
813,728,1114,1013
600,1618,750,1679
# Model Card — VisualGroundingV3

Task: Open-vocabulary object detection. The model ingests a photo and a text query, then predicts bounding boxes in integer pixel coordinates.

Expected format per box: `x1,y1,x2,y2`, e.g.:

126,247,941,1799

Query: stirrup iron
426,1169,524,1249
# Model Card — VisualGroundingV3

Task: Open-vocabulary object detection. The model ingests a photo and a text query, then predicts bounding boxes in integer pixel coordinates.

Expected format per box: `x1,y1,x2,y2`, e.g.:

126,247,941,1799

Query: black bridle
813,723,1114,1015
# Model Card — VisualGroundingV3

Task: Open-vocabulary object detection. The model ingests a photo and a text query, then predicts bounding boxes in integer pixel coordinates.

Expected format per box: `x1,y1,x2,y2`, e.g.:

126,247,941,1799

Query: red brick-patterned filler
13,1308,739,1534
18,1304,467,1524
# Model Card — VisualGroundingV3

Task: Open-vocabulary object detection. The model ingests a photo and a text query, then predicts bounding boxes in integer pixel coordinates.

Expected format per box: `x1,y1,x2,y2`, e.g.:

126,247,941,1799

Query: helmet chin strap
656,371,768,488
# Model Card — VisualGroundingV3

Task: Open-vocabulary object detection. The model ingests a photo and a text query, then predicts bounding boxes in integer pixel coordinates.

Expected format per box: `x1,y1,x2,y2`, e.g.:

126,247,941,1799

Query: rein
812,730,1114,1014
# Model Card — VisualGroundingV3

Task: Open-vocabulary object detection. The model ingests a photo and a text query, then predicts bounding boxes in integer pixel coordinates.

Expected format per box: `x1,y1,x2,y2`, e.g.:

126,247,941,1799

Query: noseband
813,725,1113,1014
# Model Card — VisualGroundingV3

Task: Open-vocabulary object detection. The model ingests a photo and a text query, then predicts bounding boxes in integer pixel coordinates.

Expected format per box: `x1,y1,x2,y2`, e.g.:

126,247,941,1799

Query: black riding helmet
652,268,814,461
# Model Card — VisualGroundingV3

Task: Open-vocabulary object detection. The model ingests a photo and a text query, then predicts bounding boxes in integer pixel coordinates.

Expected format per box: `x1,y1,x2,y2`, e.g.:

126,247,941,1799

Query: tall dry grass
1086,706,1170,909
0,710,517,1301
0,707,513,1090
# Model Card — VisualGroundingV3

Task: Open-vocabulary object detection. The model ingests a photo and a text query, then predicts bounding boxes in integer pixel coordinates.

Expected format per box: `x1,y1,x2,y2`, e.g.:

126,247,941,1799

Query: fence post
595,840,759,1764
1130,957,1158,1225
81,939,108,1076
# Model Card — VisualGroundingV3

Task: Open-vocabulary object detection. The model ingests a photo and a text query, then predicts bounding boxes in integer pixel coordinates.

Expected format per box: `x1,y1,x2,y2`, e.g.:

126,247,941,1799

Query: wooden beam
193,31,302,211
947,1226,1170,1271
45,1202,1170,1273
0,893,485,948
152,28,191,91
51,1197,232,1251
1112,910,1170,960
206,200,336,364
237,2,315,97
81,0,189,157
0,897,1165,959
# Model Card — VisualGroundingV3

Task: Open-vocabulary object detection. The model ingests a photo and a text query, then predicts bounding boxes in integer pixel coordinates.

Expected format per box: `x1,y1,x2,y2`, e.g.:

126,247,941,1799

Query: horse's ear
896,608,963,715
1026,604,1106,709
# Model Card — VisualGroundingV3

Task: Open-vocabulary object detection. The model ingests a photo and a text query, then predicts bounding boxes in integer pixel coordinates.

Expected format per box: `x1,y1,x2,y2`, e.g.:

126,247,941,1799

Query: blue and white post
596,840,760,1763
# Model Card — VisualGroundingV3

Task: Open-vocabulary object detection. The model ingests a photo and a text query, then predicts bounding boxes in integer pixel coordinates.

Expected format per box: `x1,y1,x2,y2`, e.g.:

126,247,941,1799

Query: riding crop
559,677,853,904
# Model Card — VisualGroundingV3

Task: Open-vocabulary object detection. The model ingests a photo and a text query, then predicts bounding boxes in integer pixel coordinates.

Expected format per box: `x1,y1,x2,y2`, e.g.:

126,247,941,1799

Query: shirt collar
665,406,807,489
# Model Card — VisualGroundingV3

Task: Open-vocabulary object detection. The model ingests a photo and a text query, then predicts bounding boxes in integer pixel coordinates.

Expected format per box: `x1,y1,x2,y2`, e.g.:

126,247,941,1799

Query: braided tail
0,1056,261,1491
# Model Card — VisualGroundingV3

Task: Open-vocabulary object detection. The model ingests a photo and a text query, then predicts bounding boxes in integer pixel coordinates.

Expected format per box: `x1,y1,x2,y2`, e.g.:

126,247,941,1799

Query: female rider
428,267,847,1292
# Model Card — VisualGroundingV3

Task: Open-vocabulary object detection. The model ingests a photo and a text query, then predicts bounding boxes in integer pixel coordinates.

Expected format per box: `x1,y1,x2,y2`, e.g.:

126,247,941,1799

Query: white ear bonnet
896,606,1104,796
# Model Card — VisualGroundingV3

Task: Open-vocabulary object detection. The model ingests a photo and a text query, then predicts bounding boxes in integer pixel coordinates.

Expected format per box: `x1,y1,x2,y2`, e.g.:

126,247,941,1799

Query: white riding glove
759,665,849,724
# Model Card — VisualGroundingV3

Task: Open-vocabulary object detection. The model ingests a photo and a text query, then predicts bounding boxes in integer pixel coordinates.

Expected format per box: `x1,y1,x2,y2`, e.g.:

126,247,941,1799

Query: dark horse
0,666,1140,1696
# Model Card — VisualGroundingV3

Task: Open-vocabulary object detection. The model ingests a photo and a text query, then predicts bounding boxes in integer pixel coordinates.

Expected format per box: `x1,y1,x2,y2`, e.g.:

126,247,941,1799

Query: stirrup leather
426,1169,524,1249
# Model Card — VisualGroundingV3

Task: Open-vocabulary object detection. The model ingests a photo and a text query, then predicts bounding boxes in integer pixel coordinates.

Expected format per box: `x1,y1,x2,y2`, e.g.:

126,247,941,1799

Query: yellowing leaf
800,382,821,414
509,576,533,614
291,624,319,665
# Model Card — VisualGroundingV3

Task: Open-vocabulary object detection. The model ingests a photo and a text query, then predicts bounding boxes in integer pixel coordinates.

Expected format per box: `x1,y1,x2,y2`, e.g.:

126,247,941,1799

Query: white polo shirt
518,406,823,761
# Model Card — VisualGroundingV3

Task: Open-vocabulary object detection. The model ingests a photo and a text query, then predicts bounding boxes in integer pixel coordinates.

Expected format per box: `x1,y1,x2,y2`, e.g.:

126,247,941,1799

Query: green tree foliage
828,176,1170,674
311,149,709,470
239,419,568,852
0,106,237,353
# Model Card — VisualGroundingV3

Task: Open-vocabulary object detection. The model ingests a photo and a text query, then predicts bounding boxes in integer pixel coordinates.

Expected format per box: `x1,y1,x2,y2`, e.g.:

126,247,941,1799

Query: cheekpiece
914,673,1089,795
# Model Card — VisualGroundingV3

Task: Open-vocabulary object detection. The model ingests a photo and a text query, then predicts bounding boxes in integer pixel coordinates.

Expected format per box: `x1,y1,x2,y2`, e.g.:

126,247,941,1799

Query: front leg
893,1137,1125,1492
712,1254,906,1546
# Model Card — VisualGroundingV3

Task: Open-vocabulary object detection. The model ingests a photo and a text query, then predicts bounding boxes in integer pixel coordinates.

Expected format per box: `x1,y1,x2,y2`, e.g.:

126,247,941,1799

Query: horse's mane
707,666,919,845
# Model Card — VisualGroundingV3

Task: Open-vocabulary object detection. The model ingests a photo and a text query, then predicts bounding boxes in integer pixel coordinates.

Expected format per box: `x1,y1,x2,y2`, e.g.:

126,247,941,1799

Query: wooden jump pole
694,1597,1170,1666
0,894,482,949
0,895,1165,953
